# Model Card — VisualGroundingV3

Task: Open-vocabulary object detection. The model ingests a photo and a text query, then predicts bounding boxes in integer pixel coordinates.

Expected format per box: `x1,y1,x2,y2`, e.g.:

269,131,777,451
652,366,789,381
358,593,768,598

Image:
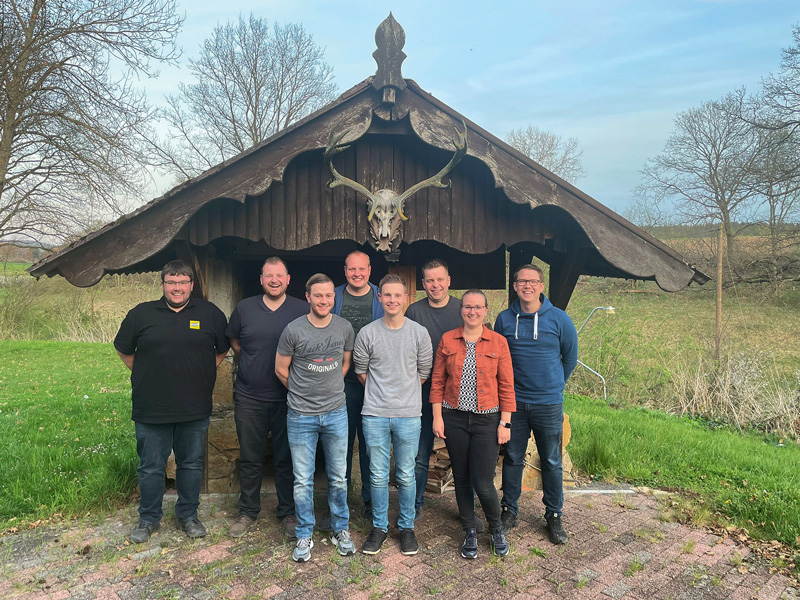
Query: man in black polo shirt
114,260,229,544
226,257,309,539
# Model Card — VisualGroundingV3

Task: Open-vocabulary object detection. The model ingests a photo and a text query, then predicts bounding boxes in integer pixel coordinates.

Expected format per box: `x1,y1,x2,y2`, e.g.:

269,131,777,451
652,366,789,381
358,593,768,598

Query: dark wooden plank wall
187,135,580,252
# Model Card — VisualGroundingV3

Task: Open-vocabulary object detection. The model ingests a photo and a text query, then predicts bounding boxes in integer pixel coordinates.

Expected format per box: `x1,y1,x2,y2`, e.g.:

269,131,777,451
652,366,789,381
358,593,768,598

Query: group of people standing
114,251,578,562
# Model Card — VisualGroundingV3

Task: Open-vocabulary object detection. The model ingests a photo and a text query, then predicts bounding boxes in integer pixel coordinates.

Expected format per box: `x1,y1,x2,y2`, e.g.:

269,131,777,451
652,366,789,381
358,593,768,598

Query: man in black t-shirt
114,260,229,544
405,259,463,519
332,250,384,519
226,257,309,539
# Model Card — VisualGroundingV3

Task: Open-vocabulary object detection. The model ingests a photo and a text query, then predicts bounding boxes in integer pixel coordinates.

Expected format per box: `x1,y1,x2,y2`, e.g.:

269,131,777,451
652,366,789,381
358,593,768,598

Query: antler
324,126,381,217
394,120,468,220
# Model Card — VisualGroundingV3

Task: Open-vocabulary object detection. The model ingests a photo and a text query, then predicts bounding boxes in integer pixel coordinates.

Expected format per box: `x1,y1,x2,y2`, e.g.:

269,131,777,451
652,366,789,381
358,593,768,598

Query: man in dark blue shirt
226,257,309,538
114,260,229,544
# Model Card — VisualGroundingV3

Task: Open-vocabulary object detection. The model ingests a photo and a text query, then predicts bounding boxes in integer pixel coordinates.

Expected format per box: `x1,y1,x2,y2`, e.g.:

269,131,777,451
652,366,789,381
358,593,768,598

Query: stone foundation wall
207,358,239,492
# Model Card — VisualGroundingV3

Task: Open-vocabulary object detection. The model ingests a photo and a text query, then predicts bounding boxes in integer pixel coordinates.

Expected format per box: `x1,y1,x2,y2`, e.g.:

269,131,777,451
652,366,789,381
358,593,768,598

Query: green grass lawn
566,394,800,547
0,340,137,528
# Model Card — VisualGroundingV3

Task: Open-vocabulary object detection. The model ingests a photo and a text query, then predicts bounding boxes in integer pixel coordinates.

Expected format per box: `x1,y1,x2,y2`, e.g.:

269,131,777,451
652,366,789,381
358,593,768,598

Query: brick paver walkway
0,489,795,599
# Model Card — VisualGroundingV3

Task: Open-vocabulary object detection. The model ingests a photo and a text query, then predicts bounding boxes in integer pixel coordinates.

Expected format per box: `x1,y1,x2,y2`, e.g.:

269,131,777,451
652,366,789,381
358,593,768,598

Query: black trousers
442,409,502,532
234,395,294,520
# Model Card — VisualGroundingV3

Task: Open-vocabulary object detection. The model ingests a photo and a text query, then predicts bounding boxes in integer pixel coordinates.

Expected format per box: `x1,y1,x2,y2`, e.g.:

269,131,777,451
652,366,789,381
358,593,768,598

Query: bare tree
638,90,763,274
155,15,337,180
760,25,800,138
505,125,586,184
749,127,800,286
625,184,675,234
0,0,182,245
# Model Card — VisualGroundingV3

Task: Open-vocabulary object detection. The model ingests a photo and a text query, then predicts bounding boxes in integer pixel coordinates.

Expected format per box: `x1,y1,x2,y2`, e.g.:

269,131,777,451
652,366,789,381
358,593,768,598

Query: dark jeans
234,395,294,520
345,379,370,503
501,402,564,518
443,409,503,531
134,417,209,524
414,384,435,510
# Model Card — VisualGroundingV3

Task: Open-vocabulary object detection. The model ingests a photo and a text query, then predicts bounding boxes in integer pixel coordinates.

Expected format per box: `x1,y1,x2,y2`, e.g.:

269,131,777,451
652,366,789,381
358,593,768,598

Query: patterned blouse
443,340,499,414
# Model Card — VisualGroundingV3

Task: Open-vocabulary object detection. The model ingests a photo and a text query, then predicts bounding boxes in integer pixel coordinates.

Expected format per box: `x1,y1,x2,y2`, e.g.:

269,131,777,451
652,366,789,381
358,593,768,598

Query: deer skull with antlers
324,121,468,252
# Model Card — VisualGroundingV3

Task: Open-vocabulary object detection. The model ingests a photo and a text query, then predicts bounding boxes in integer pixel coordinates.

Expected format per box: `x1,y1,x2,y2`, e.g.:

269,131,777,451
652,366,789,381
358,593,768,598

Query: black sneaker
399,528,419,556
491,528,510,556
130,521,159,544
460,528,478,559
546,514,567,545
500,507,518,532
176,517,207,538
361,527,387,555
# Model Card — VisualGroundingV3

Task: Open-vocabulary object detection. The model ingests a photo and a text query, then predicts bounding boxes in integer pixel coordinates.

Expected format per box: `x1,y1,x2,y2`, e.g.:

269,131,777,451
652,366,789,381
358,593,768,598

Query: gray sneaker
292,537,314,562
229,515,255,538
331,530,355,556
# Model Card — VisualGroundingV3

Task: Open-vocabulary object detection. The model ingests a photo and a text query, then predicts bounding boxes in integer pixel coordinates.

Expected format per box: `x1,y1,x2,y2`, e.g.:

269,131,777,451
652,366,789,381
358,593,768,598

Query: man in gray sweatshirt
353,274,432,557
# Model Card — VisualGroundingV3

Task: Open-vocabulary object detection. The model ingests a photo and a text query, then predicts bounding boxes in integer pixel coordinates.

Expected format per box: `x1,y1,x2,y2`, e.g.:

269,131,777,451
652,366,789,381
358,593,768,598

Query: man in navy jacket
494,264,577,544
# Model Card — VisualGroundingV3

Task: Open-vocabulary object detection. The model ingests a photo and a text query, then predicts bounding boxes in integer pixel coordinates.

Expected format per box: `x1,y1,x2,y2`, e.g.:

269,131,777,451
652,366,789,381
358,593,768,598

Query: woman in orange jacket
430,289,515,559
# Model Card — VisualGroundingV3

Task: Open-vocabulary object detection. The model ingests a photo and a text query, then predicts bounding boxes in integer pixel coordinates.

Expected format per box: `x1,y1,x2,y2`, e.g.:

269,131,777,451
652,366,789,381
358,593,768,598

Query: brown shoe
229,515,255,538
281,514,298,539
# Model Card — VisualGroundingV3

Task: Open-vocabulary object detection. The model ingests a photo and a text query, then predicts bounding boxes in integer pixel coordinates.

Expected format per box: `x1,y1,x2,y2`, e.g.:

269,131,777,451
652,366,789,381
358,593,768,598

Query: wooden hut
29,15,707,491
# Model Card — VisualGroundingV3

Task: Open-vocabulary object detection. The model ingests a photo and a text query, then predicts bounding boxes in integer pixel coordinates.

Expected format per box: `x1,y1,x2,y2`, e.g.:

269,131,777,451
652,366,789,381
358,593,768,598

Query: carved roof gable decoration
372,13,407,105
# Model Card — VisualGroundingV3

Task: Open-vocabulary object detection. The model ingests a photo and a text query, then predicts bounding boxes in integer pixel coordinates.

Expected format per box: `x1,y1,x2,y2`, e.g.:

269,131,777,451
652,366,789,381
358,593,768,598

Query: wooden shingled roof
29,14,708,292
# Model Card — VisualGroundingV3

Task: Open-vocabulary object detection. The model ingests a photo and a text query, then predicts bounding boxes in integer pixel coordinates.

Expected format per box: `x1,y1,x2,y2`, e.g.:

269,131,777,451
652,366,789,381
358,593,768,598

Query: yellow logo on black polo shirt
189,320,200,330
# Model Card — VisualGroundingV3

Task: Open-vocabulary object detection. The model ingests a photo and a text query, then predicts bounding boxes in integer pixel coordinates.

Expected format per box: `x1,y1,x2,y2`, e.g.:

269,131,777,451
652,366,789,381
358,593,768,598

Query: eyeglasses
461,305,487,312
163,279,192,287
515,279,542,287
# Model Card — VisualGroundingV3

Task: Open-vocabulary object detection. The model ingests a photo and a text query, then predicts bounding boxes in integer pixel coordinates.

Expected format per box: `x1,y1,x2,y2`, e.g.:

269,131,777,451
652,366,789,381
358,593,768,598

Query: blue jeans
234,395,294,520
287,406,349,539
414,384,434,510
501,402,564,518
134,417,209,524
362,415,420,531
345,379,370,503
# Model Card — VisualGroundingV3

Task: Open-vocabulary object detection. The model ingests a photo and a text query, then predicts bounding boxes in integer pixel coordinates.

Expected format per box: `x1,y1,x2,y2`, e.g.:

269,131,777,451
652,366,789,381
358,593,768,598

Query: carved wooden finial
372,12,407,103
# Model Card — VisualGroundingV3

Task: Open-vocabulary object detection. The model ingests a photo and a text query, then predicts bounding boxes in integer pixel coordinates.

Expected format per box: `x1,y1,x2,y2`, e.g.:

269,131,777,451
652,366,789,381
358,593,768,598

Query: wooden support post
175,241,207,300
548,248,588,310
508,245,533,309
388,265,417,313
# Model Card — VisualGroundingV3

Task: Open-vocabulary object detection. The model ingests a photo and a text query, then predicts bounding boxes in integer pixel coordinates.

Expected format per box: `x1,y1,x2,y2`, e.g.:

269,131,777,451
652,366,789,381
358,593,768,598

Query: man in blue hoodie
332,250,384,519
494,264,578,544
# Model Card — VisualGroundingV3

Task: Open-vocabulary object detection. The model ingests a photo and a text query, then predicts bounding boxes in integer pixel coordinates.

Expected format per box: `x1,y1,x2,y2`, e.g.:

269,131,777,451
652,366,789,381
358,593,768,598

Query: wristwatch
499,420,511,428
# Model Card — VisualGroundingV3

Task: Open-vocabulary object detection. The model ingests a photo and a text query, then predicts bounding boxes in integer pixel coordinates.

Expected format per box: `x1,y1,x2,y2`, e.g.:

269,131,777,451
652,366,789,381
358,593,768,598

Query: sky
145,0,800,214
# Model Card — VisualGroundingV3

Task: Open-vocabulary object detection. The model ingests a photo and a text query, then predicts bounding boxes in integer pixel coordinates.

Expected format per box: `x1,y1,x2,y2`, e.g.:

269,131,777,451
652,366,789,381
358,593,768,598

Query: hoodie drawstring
514,311,539,340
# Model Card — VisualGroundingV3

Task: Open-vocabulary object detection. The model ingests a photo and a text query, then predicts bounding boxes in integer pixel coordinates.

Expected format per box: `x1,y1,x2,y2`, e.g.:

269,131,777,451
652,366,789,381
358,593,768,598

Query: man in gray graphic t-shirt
276,274,356,563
